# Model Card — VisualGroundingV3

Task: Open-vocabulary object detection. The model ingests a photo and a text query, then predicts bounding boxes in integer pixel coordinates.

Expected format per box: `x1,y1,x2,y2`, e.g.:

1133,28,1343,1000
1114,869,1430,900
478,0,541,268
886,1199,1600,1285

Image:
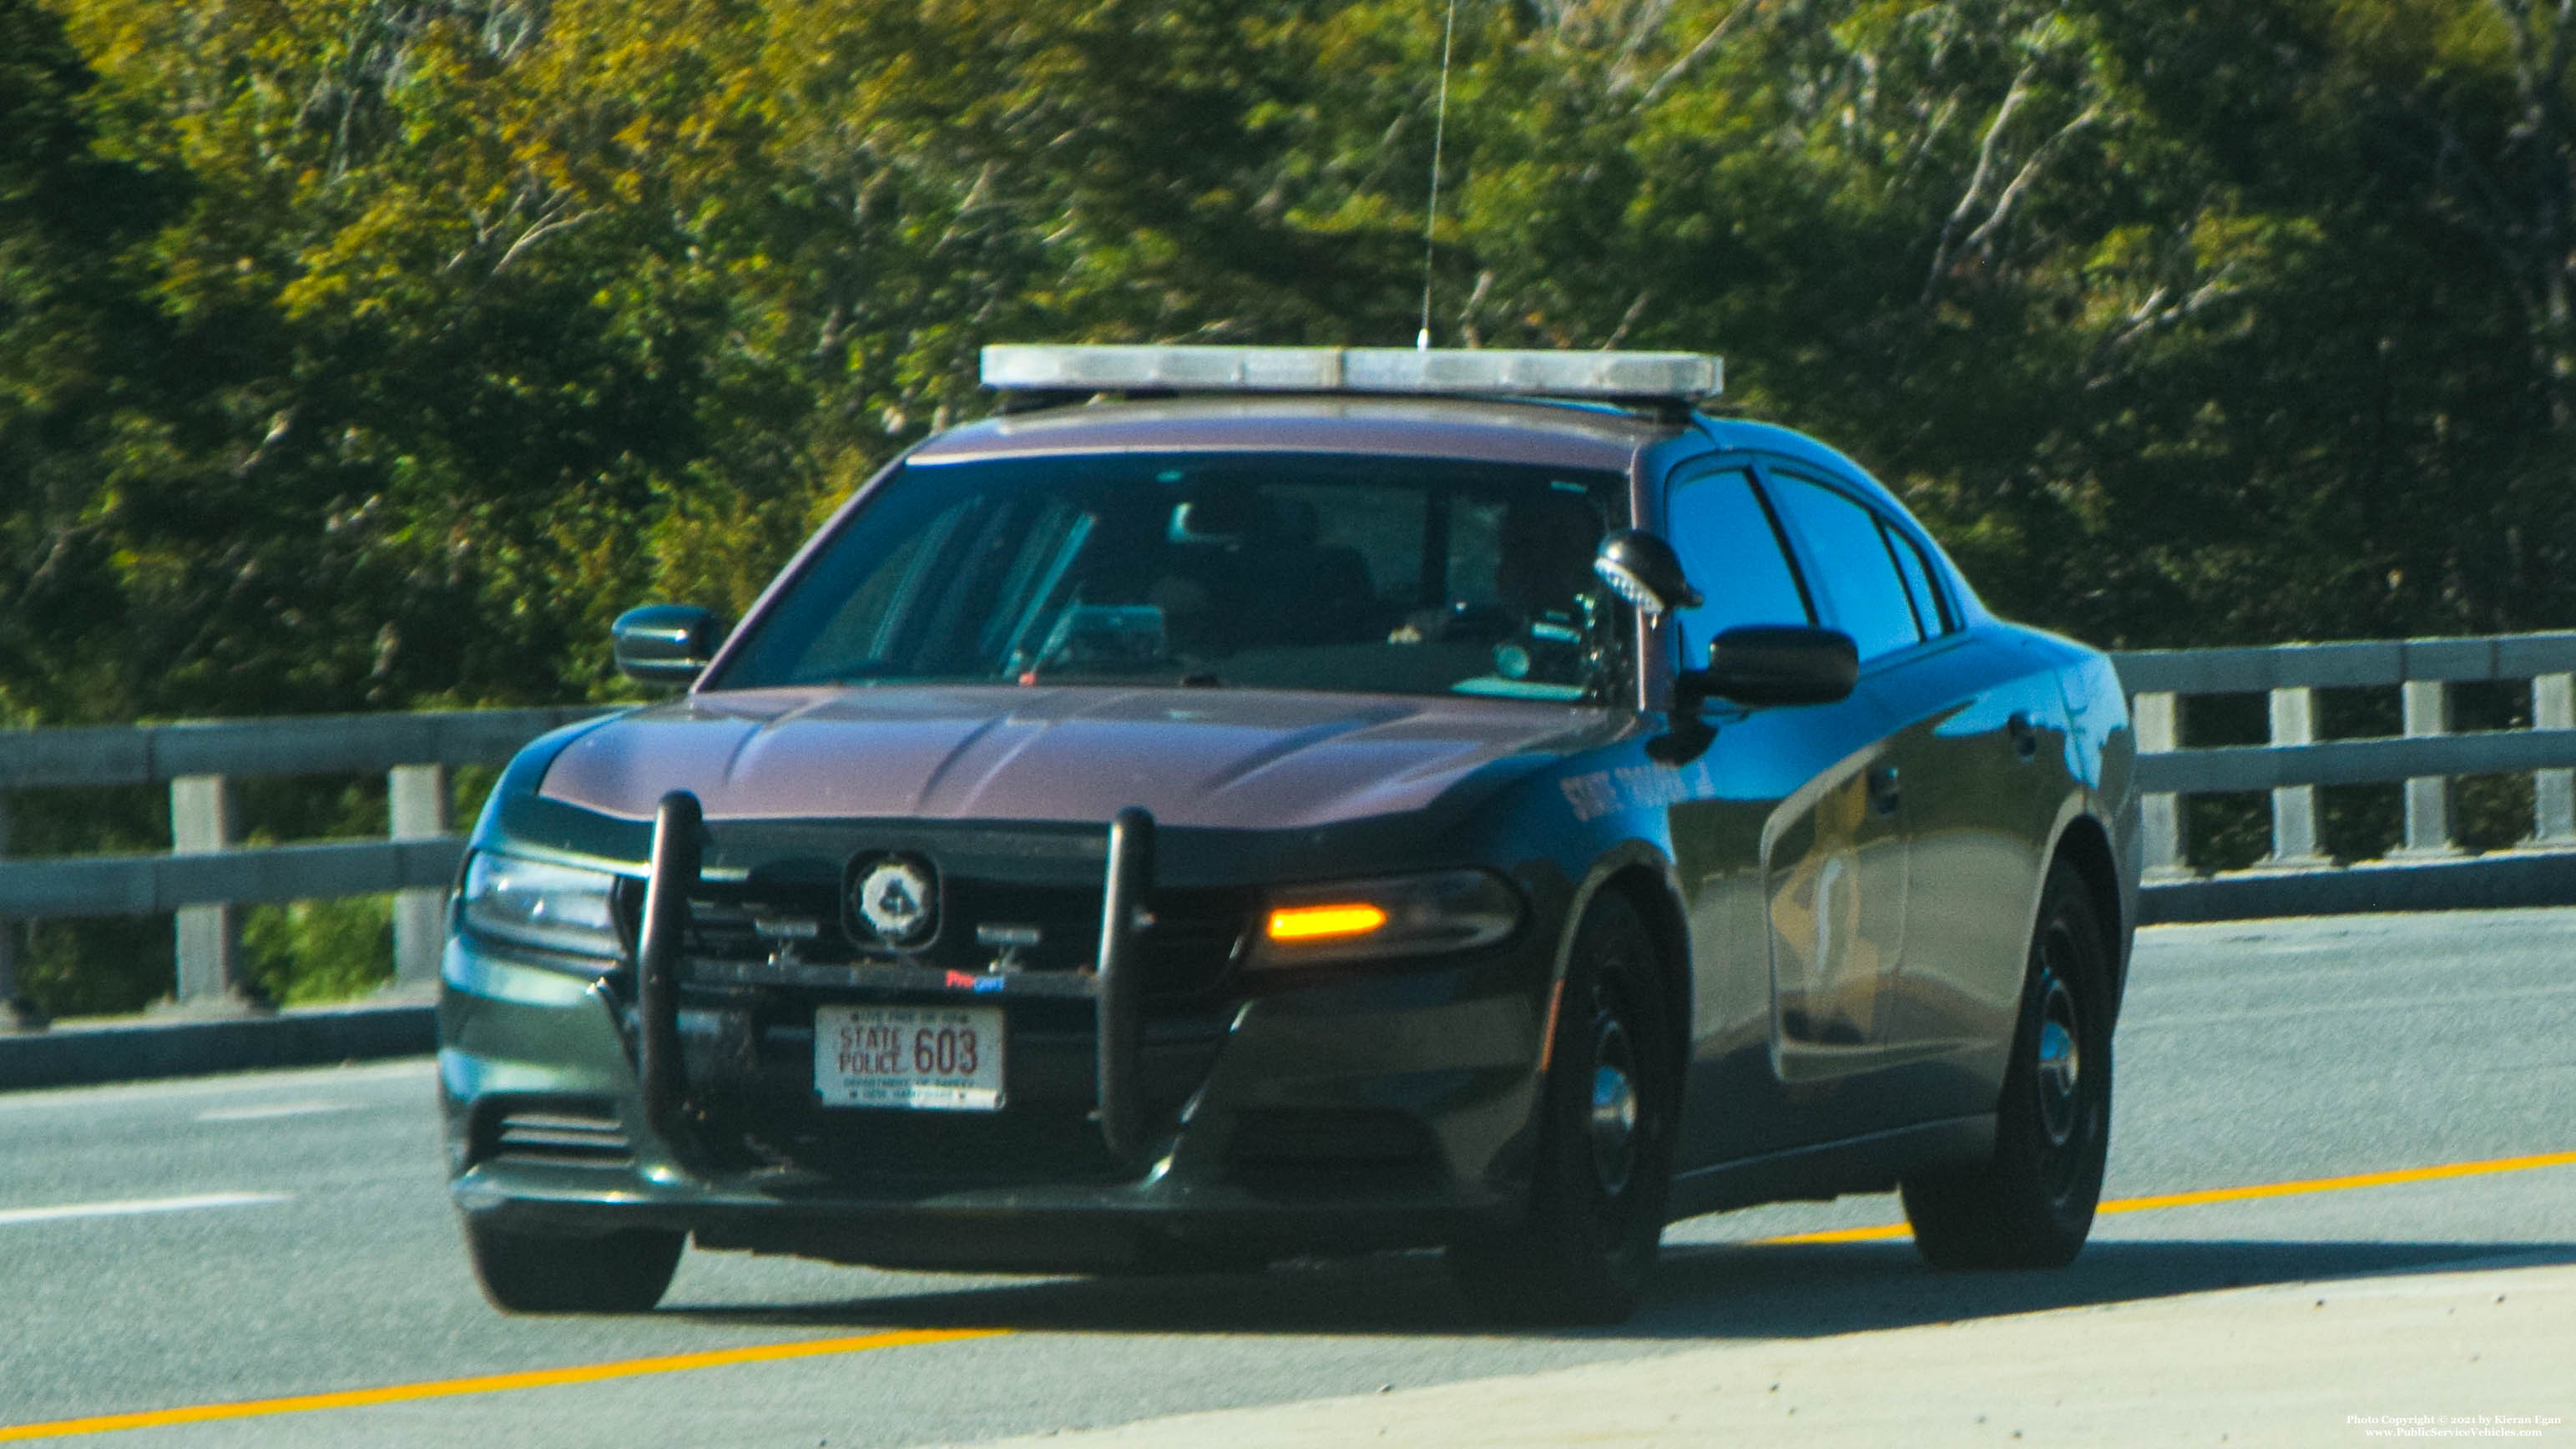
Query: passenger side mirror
1679,625,1858,709
614,604,720,687
1592,531,1703,620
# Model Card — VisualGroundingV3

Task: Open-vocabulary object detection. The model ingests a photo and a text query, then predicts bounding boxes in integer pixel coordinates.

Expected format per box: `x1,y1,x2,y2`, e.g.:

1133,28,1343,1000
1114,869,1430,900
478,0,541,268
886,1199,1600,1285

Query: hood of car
537,685,1606,831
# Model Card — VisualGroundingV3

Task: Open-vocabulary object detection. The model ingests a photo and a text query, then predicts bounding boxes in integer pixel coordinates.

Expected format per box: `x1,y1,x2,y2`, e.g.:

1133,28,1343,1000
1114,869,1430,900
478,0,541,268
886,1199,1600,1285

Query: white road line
0,1193,291,1227
194,1101,354,1123
0,1058,432,1113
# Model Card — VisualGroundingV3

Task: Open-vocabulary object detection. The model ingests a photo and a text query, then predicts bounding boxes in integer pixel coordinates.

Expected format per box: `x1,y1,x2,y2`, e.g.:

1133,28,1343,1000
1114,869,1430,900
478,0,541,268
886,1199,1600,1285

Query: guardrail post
2397,679,2459,857
2266,687,2328,867
169,774,260,1012
388,764,449,990
2134,690,2192,878
0,794,40,1032
2535,673,2576,846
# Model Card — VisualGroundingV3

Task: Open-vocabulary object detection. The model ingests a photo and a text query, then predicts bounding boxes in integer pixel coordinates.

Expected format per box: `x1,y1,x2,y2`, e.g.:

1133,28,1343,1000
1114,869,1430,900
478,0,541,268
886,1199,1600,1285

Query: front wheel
464,1217,684,1314
1899,861,2114,1269
1450,891,1676,1325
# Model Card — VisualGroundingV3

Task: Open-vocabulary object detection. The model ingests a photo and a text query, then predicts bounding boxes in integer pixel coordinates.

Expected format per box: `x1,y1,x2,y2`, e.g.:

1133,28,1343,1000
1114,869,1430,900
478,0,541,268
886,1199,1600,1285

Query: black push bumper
439,795,1555,1270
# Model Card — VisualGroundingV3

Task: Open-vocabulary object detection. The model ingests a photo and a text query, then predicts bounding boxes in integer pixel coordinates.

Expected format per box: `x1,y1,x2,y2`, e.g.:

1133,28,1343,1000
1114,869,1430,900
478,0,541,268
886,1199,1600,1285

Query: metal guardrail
0,706,614,1019
2111,632,2576,922
5,629,2576,1021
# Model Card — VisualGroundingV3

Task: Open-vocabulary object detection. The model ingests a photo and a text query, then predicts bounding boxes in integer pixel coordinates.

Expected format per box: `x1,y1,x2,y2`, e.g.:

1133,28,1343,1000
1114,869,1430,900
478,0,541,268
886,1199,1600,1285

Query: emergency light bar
981,344,1723,404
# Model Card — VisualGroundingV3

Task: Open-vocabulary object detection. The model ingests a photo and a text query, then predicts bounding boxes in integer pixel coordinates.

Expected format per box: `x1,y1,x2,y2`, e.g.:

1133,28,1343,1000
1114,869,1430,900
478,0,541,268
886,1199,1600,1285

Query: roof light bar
981,344,1723,403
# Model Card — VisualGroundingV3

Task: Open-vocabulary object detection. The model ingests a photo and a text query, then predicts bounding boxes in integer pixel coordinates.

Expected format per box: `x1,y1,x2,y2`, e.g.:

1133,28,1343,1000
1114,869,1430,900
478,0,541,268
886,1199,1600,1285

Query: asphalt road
3,907,2573,1447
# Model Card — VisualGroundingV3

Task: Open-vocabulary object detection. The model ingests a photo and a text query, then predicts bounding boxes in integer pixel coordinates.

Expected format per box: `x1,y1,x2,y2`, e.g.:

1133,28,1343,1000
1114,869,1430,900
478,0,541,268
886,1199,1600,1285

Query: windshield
712,451,1631,701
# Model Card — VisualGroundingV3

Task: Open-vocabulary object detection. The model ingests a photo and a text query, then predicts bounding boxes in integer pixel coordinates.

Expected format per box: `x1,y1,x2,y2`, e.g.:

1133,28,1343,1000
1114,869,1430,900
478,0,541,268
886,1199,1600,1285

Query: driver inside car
1388,487,1606,671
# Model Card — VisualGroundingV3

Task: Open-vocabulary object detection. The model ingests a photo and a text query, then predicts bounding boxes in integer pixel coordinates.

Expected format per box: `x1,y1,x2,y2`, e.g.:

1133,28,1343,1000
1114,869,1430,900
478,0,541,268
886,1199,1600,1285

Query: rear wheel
1899,861,2113,1269
464,1217,684,1314
1450,891,1676,1325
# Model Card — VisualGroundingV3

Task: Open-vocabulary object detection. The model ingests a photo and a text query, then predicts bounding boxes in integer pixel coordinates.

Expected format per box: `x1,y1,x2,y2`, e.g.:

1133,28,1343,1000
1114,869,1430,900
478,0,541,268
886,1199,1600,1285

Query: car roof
1695,417,1904,508
897,396,1932,567
907,395,1685,475
909,398,1896,506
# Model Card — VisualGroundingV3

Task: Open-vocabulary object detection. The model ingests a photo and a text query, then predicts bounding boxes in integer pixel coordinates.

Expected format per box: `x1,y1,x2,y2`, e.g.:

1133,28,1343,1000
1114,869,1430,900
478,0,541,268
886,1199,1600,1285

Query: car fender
1538,839,1689,1075
2033,792,2138,1013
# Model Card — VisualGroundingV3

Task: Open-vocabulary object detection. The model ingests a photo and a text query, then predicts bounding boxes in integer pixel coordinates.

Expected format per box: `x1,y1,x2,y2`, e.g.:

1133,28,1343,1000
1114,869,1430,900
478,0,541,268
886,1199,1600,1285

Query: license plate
814,1004,1004,1111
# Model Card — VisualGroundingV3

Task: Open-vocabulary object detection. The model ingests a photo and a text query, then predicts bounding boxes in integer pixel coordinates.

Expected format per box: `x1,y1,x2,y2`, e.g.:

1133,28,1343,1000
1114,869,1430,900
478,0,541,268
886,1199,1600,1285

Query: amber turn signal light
1264,903,1390,942
1250,871,1523,968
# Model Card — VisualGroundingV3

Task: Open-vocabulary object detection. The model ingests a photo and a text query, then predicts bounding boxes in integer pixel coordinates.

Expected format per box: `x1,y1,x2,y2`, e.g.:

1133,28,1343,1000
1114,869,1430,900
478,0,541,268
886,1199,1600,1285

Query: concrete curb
2141,849,2576,924
0,997,433,1092
940,1257,2576,1449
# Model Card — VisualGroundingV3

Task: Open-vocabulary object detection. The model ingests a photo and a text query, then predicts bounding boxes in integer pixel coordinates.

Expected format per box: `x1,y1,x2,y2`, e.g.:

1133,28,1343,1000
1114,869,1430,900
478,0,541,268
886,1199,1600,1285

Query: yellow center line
0,1326,1003,1443
1759,1149,2576,1246
13,1149,2576,1442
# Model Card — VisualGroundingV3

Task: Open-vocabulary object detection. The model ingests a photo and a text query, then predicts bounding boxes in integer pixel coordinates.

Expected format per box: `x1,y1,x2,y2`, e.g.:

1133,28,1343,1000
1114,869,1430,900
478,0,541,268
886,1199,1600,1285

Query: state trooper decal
844,852,942,951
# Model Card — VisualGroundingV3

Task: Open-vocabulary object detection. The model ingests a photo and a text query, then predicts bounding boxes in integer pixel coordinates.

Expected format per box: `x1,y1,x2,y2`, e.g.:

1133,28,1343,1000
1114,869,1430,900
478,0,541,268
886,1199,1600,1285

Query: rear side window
1664,467,1811,668
1884,522,1955,638
1768,474,1922,661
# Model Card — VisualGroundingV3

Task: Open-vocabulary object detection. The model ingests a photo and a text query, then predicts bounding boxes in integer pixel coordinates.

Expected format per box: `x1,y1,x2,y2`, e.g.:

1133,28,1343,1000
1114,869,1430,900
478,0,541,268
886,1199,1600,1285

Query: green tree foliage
21,0,2576,1009
0,0,179,725
8,0,2576,698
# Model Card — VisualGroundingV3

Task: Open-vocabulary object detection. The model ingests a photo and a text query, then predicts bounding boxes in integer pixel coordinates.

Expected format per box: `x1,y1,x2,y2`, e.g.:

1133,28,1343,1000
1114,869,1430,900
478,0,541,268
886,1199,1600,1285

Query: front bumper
438,922,1554,1271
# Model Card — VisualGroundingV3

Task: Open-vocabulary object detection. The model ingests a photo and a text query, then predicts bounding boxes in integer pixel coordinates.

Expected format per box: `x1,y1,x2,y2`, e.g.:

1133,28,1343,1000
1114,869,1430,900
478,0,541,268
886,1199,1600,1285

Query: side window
1883,520,1955,638
1664,467,1811,668
1769,473,1922,661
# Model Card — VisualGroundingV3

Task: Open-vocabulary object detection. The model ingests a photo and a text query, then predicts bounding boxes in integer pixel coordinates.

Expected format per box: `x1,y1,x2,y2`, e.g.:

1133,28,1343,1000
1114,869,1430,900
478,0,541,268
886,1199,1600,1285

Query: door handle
1866,764,1902,816
2008,710,2041,762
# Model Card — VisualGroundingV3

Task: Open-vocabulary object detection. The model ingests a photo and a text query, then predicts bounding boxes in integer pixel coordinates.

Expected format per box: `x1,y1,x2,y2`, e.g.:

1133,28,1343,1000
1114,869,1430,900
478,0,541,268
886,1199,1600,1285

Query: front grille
669,878,1250,998
620,824,1246,1189
606,820,1254,998
477,1097,633,1168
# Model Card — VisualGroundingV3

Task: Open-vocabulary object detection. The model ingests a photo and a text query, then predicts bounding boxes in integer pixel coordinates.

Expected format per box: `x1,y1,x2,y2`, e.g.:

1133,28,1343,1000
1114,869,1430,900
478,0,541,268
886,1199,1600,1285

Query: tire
1899,861,2114,1270
464,1216,685,1314
1450,891,1677,1325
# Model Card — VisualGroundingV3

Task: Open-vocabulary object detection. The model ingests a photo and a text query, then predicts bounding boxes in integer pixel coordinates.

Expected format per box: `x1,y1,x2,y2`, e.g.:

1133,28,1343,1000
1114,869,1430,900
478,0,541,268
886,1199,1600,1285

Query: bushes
244,896,395,1007
13,0,2576,1008
9,0,2574,739
3,770,476,1017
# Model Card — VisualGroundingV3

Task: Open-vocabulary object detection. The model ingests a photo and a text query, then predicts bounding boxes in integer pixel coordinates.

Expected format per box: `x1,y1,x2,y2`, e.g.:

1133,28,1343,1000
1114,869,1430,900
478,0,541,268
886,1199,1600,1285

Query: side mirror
614,604,720,687
1680,625,1858,709
1592,531,1703,620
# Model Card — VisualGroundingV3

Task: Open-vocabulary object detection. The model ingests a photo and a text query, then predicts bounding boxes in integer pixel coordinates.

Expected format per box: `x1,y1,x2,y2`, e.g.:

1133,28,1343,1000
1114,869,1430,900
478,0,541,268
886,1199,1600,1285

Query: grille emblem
846,853,941,950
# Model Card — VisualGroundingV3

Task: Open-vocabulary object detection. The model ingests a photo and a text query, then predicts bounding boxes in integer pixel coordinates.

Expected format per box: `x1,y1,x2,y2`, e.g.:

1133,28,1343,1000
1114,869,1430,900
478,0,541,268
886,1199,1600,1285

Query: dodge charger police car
438,344,2139,1324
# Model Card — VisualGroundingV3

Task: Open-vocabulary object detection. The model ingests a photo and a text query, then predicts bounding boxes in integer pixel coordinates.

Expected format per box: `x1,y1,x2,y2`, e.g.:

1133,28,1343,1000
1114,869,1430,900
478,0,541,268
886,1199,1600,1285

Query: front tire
1450,891,1676,1325
465,1217,684,1314
1899,861,2114,1269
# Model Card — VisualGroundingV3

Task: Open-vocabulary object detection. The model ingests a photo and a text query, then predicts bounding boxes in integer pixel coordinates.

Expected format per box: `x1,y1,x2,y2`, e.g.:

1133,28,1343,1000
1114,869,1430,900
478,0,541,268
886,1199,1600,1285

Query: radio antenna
1417,0,1461,350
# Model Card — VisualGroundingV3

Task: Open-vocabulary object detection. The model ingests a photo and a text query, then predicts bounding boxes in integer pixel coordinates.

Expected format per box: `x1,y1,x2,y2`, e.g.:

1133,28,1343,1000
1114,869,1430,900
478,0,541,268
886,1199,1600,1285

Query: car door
1761,467,2058,1133
1656,463,1905,1164
1858,512,2065,1124
1761,466,1937,1132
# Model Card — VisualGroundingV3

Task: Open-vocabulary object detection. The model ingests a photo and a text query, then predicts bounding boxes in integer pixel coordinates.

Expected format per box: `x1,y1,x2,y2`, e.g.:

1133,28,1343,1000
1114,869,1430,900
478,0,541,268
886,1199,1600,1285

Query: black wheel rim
2032,917,2094,1204
1589,992,1640,1199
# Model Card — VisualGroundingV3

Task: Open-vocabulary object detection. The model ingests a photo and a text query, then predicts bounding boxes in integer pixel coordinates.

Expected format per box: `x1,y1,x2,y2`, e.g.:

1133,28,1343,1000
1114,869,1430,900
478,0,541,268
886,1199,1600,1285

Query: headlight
1250,870,1522,967
459,851,624,963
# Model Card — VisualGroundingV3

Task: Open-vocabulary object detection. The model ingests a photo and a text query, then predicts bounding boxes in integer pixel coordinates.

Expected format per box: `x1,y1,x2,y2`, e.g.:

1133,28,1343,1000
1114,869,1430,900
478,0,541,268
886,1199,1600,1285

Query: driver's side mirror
1592,531,1703,620
614,604,720,687
1679,625,1858,709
